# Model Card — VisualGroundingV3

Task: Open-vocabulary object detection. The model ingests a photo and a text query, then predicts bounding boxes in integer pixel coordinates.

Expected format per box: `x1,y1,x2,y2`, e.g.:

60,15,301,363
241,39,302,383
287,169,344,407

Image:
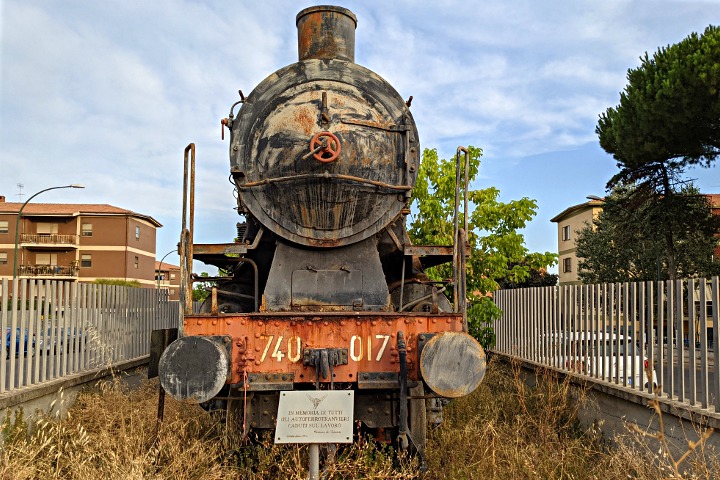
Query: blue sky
1,0,718,273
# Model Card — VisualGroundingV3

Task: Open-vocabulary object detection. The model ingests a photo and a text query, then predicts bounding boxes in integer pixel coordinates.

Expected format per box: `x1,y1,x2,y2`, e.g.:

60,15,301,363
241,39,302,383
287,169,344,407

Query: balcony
19,233,79,248
18,264,79,278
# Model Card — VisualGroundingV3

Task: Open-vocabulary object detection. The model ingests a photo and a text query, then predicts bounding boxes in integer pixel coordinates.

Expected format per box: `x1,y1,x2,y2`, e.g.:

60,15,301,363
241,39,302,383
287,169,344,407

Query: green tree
409,147,556,347
496,261,558,289
192,272,213,302
596,25,720,278
575,185,720,283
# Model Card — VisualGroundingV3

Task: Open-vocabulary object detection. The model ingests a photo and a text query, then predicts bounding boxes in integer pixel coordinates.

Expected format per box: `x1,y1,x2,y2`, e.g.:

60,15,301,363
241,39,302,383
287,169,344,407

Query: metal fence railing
0,278,179,394
493,278,720,415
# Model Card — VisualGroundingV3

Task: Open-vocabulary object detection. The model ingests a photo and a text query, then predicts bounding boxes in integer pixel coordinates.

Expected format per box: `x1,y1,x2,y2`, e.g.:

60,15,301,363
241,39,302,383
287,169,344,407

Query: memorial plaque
275,390,354,444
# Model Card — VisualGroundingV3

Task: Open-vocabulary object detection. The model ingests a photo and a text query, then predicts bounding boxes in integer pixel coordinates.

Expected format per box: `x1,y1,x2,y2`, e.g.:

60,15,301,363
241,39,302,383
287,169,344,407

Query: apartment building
552,195,720,285
0,197,161,288
155,261,180,301
550,198,604,285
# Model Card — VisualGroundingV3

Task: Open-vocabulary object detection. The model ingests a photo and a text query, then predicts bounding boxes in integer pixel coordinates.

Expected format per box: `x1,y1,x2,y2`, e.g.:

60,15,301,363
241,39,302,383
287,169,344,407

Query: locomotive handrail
453,147,470,330
180,143,196,327
236,172,412,191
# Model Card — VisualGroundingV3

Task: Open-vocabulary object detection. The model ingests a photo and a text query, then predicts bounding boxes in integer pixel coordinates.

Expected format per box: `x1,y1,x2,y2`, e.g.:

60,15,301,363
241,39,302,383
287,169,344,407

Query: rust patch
293,106,316,136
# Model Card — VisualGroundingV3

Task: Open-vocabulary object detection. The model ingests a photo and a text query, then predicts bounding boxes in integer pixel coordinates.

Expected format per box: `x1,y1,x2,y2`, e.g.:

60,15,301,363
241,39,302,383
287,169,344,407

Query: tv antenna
16,183,24,201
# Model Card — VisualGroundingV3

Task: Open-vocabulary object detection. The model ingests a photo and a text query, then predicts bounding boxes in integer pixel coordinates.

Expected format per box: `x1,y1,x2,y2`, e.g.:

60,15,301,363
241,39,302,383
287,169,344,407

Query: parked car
37,327,85,354
552,331,658,389
5,328,34,358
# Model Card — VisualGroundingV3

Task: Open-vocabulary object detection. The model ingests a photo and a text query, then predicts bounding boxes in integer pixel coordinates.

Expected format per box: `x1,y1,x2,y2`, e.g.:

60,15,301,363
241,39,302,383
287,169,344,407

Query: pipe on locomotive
296,6,357,62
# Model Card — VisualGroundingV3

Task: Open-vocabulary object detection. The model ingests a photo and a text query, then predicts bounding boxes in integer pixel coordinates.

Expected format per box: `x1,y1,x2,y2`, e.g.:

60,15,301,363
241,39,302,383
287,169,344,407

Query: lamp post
157,249,178,289
13,184,85,280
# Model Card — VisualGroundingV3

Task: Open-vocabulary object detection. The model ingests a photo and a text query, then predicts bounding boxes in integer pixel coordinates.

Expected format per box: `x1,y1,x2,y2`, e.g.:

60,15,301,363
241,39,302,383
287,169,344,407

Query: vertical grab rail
453,147,470,331
180,143,196,335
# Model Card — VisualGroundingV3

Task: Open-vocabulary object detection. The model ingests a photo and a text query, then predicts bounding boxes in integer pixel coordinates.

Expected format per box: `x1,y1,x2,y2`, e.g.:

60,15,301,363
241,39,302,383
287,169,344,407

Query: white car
553,332,658,389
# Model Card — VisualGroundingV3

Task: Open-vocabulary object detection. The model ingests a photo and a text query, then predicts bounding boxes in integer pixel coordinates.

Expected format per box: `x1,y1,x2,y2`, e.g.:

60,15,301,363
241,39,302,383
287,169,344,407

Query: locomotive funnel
296,5,357,62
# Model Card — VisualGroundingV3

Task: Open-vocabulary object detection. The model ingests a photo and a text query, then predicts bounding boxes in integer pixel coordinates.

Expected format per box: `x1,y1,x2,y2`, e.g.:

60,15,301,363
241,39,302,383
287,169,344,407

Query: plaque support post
309,443,320,480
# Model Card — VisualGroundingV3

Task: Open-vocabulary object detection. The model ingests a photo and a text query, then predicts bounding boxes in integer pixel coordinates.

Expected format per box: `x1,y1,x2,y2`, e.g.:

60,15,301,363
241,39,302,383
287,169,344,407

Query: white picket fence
494,277,720,416
0,278,179,394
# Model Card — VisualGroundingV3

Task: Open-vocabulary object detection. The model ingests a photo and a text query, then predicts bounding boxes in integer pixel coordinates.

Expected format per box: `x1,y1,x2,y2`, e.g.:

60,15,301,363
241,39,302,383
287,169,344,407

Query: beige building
550,198,604,285
0,197,161,288
155,261,180,301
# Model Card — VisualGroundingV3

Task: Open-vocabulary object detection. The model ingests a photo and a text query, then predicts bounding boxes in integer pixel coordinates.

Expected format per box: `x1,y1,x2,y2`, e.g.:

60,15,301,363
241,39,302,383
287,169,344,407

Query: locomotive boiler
153,5,486,458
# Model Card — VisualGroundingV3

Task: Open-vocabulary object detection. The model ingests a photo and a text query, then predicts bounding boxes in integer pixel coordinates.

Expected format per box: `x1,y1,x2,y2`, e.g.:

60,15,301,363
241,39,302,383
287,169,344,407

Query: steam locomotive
153,5,486,458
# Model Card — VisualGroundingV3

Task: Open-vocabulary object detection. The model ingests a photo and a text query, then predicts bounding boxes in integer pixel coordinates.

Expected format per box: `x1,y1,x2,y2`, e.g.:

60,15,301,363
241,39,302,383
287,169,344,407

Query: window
170,273,176,280
37,223,58,234
36,253,57,265
562,225,571,241
134,256,139,269
0,253,6,265
81,254,92,268
81,223,93,237
169,289,175,295
563,258,572,273
135,226,140,240
0,221,8,234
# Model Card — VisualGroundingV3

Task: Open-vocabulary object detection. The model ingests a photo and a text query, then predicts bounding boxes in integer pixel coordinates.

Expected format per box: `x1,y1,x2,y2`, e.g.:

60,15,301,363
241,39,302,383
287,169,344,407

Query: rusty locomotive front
154,5,486,457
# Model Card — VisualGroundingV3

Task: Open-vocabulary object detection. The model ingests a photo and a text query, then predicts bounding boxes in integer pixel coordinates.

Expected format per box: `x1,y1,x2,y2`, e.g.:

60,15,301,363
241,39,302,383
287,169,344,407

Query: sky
1,0,719,274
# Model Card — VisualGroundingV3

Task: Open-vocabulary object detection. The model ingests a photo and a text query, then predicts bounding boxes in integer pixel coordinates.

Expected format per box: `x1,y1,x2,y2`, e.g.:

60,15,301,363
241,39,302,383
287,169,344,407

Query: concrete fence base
0,356,150,425
498,354,720,461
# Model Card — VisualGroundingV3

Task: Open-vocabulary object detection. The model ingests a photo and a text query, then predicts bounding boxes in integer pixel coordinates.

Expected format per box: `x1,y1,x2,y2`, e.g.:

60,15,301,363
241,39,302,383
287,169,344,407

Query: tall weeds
0,359,717,479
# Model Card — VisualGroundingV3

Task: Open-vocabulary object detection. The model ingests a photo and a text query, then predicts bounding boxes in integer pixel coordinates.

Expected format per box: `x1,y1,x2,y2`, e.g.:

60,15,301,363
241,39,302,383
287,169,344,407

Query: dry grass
0,359,718,479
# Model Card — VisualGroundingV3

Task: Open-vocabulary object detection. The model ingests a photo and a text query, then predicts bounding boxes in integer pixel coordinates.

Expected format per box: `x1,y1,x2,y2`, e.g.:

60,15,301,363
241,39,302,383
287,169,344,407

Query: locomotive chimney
296,5,357,62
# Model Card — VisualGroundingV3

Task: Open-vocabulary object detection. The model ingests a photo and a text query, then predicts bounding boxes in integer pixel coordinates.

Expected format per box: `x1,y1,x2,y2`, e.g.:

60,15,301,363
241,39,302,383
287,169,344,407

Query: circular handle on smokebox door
310,132,341,163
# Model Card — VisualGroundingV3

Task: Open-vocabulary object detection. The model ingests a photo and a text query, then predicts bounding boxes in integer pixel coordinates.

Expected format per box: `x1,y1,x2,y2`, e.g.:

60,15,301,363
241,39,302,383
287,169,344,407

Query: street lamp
157,248,178,289
13,184,85,280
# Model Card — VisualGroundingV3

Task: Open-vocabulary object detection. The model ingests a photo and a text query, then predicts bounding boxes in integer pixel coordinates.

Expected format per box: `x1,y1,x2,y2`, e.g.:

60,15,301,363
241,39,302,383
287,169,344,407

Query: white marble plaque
274,390,354,444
